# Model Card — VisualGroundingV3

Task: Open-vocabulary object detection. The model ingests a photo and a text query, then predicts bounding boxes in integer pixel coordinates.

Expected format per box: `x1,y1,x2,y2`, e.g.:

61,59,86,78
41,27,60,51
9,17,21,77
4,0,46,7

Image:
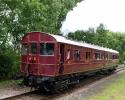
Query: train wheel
43,85,51,92
108,68,116,74
40,81,56,92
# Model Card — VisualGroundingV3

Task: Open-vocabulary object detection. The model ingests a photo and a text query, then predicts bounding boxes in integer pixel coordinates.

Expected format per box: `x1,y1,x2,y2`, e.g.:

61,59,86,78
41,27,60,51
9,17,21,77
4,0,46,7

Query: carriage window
95,52,100,60
112,54,118,59
116,55,118,59
22,44,28,55
109,54,112,59
112,55,115,59
105,54,108,60
74,50,80,61
30,43,37,54
40,43,54,55
86,52,91,60
66,49,70,60
101,53,105,59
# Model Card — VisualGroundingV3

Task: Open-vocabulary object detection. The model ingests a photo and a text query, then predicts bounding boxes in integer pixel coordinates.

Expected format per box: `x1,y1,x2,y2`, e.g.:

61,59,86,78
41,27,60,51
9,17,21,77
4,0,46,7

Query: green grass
87,73,125,100
0,79,22,88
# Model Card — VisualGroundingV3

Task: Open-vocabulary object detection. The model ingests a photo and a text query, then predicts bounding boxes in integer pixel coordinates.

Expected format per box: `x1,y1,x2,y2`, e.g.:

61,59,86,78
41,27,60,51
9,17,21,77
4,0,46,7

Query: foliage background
0,0,79,79
0,0,125,79
68,24,125,63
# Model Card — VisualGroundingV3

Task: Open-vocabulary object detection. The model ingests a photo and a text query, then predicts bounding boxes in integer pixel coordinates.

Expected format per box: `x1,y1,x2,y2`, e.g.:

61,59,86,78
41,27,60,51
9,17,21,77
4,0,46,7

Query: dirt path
0,80,31,99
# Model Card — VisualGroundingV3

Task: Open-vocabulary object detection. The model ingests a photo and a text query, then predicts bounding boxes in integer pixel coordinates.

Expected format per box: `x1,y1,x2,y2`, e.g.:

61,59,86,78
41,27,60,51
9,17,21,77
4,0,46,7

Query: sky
61,0,125,35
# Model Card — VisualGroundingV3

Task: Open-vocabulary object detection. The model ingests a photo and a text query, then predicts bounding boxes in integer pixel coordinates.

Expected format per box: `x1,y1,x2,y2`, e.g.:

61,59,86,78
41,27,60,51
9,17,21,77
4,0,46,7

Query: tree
0,0,80,50
0,0,81,79
68,29,95,43
67,24,125,63
94,23,108,46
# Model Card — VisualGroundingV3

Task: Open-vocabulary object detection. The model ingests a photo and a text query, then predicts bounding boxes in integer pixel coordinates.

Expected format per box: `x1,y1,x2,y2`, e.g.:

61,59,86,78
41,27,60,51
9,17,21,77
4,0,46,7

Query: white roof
50,34,119,54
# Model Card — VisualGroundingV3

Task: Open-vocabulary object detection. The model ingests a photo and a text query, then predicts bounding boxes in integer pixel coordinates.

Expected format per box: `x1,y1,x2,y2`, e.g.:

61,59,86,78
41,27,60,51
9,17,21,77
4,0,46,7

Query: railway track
1,65,125,100
116,65,125,72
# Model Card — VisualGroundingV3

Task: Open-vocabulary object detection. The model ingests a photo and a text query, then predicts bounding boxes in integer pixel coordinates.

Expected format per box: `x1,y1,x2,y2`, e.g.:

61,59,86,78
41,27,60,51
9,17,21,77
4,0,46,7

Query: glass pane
74,50,80,61
86,52,91,59
22,44,28,55
30,43,37,54
40,43,54,55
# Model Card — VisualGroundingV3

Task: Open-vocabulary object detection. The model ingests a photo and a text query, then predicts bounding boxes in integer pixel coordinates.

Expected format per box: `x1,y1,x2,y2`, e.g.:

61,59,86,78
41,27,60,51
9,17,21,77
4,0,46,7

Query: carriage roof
50,34,119,54
25,32,119,54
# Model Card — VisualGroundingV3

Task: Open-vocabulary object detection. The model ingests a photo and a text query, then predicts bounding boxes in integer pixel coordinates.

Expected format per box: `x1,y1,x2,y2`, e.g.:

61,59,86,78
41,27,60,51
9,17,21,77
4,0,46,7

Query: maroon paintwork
20,32,119,77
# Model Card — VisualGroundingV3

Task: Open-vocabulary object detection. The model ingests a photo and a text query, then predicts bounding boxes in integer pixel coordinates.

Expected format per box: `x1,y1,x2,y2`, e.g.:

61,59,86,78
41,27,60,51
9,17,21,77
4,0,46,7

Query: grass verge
0,79,22,89
87,72,125,100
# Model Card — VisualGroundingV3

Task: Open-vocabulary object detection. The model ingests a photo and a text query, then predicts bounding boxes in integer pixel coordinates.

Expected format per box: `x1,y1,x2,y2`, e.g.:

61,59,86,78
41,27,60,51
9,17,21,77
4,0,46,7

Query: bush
0,54,13,78
0,46,20,79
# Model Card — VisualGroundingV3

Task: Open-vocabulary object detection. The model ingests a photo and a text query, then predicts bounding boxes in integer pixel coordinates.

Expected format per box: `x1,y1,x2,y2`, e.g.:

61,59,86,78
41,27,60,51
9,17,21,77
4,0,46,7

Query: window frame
74,49,80,61
66,49,71,60
21,43,29,55
86,52,91,60
40,42,55,56
95,51,101,60
29,43,38,55
113,54,118,59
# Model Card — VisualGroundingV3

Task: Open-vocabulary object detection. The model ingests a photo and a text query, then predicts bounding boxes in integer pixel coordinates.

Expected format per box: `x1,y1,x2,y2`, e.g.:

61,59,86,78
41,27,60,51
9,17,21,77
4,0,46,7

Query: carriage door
60,44,65,63
59,44,65,74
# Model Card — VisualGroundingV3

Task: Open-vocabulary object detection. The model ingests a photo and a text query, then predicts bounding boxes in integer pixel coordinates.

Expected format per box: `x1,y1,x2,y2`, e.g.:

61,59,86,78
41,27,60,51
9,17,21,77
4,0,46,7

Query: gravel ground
0,81,31,99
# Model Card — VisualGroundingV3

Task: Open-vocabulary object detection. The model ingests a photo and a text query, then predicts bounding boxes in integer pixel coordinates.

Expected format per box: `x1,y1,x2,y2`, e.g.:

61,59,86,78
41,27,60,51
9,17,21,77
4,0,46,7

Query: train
20,32,119,91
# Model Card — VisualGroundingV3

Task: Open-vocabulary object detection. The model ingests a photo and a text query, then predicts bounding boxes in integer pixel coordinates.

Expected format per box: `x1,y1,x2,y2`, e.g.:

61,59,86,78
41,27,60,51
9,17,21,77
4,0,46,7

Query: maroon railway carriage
20,32,119,91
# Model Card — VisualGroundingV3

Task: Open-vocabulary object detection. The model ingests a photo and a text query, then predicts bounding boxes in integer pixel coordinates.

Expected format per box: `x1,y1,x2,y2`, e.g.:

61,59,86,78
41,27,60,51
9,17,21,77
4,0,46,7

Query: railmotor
20,32,119,91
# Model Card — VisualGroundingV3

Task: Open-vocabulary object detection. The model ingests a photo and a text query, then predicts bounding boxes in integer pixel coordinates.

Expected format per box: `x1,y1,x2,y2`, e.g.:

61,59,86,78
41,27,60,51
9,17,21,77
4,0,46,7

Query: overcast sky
61,0,125,35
